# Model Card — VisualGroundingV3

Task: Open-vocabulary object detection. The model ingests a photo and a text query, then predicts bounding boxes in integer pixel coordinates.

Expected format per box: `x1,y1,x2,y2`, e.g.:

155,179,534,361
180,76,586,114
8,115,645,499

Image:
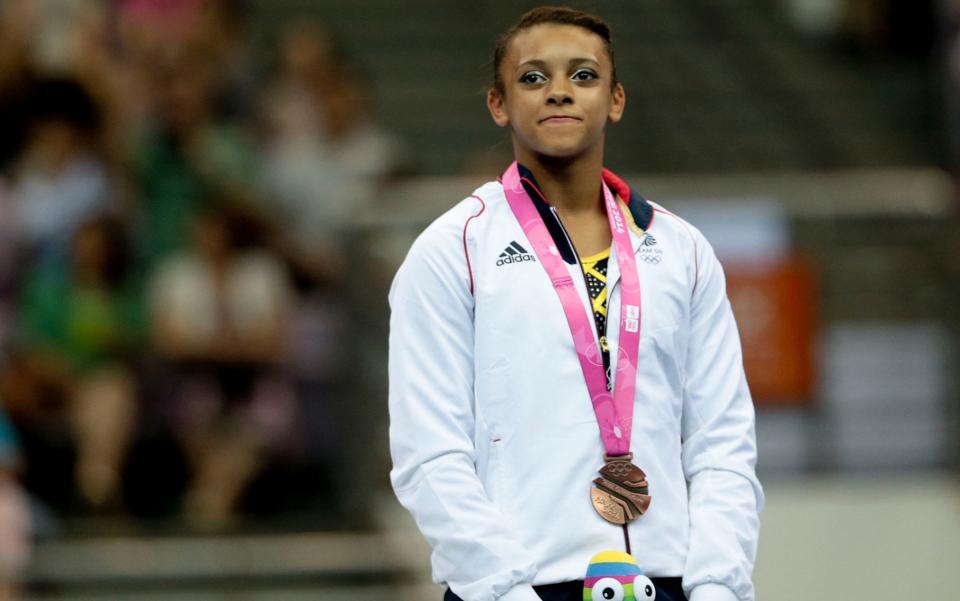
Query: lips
539,115,582,124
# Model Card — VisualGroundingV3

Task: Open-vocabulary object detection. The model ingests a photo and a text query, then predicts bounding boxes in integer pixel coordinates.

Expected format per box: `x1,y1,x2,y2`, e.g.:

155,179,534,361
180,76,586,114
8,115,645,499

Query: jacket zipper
548,206,611,355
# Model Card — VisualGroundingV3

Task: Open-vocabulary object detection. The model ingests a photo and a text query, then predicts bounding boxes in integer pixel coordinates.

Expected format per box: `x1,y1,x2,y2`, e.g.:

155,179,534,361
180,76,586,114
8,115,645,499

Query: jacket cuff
688,583,740,601
496,583,541,601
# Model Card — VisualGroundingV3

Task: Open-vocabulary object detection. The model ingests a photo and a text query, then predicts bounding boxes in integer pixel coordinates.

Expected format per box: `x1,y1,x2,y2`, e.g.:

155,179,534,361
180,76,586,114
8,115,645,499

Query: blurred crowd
0,0,410,580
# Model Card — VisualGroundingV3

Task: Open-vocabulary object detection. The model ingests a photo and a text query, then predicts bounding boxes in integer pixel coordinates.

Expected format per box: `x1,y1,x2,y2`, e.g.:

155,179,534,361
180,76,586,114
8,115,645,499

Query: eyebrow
516,57,600,71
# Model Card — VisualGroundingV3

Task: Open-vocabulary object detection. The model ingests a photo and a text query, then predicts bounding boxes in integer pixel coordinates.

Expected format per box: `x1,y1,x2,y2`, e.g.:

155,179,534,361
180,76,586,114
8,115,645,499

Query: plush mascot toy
583,550,656,601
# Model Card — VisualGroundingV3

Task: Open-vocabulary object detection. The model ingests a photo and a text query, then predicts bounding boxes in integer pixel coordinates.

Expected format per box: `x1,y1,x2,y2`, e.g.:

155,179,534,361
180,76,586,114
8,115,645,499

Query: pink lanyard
501,162,641,457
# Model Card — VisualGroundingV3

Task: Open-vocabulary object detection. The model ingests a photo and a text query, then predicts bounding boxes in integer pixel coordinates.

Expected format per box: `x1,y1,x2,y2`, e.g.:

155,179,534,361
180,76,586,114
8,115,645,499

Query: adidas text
496,254,536,266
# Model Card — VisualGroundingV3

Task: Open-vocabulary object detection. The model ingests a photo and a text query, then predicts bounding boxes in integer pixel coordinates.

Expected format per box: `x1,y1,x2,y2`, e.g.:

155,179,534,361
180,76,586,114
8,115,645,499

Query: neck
515,150,605,216
515,150,613,257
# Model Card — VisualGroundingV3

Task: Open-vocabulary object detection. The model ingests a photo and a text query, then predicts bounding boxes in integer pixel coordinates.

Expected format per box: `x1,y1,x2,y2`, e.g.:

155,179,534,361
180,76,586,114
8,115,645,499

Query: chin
535,144,590,162
514,132,601,164
533,134,603,161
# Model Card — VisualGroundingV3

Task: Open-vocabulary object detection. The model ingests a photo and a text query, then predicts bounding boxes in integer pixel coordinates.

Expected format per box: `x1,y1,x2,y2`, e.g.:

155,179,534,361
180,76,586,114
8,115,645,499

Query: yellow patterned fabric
581,247,612,387
581,247,610,327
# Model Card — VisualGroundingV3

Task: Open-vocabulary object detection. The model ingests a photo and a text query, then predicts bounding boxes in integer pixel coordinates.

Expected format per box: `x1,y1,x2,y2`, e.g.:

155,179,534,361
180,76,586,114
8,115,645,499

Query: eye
519,70,547,84
591,577,624,601
571,68,598,81
633,575,656,600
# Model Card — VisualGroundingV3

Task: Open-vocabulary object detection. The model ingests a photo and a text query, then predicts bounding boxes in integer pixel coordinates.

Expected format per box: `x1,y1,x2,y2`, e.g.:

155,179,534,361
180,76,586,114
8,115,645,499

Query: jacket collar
515,163,654,265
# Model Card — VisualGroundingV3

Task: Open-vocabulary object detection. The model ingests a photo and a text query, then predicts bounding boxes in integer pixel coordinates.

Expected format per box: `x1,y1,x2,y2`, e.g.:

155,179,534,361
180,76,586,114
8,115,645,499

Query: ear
487,88,510,128
607,82,626,124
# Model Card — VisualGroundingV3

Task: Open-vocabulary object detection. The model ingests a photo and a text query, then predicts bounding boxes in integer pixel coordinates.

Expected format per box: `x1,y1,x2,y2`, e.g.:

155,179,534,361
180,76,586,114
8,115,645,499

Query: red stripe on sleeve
463,195,486,295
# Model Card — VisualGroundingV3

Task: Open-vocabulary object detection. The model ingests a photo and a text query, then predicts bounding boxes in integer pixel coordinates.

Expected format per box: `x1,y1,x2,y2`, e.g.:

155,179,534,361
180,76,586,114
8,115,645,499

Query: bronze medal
590,453,651,525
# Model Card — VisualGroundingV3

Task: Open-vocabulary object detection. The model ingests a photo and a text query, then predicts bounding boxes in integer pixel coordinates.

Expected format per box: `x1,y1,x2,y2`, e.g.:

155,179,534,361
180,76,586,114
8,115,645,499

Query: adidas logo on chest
496,241,537,267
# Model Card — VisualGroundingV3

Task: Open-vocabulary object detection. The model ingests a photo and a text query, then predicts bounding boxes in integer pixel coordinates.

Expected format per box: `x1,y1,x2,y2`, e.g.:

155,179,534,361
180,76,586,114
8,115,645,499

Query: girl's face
487,23,625,166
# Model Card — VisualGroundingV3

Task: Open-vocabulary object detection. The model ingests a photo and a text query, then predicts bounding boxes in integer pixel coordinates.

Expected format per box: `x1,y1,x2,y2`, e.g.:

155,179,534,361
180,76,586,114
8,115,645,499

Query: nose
546,81,573,105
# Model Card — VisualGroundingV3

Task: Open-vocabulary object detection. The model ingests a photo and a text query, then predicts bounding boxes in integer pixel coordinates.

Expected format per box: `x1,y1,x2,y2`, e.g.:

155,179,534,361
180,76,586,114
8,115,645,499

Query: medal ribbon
502,162,642,457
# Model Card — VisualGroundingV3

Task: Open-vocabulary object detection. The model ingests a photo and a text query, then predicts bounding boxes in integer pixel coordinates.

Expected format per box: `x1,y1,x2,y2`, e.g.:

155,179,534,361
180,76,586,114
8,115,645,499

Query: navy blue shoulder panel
627,188,654,232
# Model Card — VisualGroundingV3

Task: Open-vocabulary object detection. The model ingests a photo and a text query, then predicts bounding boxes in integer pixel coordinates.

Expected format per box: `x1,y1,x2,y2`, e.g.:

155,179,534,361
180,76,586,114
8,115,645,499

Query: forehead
505,23,609,67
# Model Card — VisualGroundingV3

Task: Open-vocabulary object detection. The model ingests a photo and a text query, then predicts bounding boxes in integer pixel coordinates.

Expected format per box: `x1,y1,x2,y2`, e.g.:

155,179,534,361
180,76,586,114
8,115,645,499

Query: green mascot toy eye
583,550,656,601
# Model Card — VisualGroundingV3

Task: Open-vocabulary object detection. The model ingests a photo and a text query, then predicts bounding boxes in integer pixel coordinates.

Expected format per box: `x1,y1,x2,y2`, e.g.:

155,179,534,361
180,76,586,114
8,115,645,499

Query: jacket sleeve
679,232,765,601
388,214,540,601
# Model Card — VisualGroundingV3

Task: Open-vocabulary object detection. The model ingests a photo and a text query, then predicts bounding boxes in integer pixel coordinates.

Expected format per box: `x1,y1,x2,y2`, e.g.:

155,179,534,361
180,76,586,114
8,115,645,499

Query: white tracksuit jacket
388,170,763,601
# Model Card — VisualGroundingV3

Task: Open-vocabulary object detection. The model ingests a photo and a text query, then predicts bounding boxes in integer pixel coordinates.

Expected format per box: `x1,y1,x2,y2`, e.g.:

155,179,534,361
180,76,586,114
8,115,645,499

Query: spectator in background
132,41,258,266
8,77,113,263
117,0,206,57
0,0,36,178
148,207,299,530
258,23,411,285
0,407,30,601
260,21,336,153
2,216,143,510
319,64,411,184
257,21,347,285
119,0,259,123
194,0,260,121
0,1,130,167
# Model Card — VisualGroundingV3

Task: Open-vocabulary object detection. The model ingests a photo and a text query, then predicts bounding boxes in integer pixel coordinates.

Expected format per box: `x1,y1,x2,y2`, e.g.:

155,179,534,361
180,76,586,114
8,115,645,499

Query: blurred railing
26,530,431,601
